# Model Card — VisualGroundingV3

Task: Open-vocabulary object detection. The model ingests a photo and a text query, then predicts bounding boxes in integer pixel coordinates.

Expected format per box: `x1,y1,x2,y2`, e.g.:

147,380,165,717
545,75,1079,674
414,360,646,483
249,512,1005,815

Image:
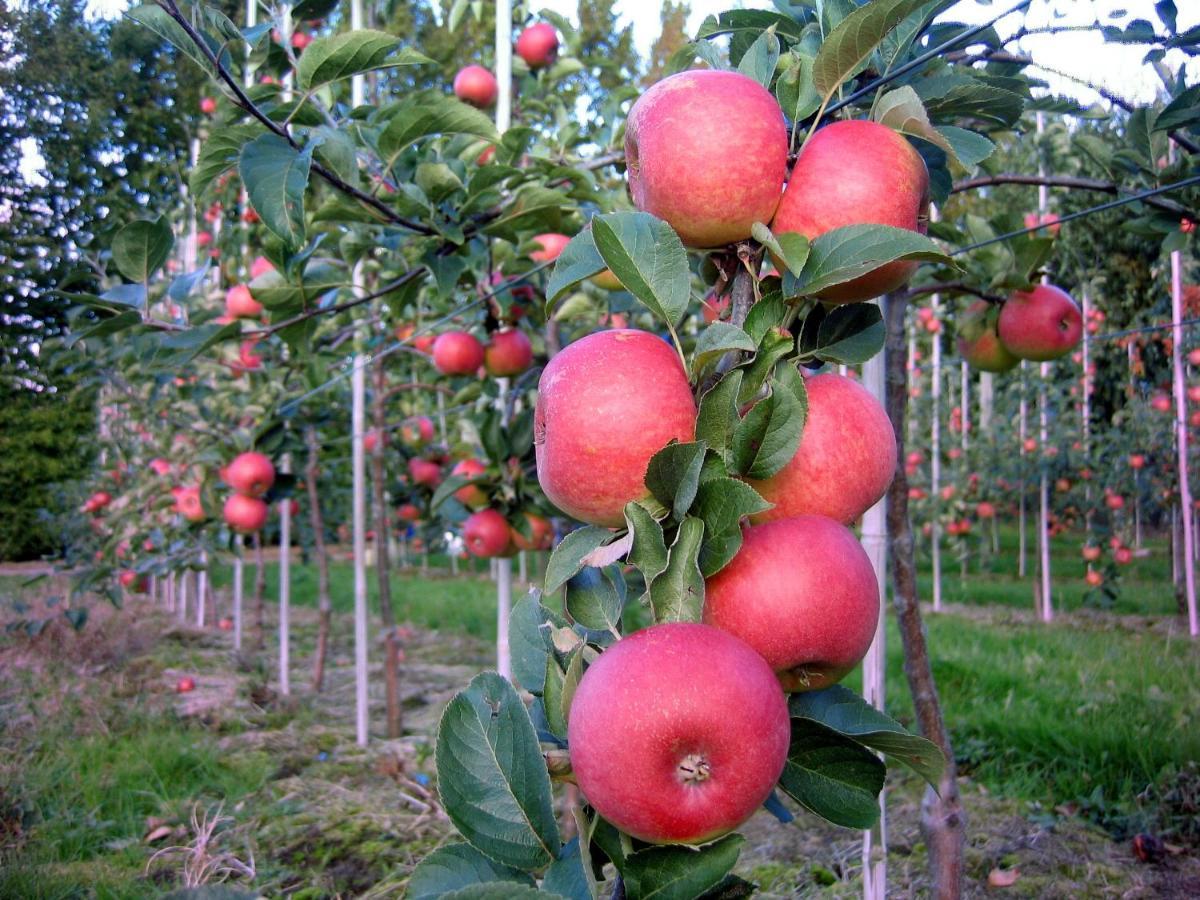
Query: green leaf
776,720,885,829
442,885,559,900
239,134,313,248
546,231,606,305
126,5,226,78
784,224,952,298
297,30,430,91
407,843,535,900
543,654,569,739
541,838,592,900
509,591,555,696
736,27,780,88
624,834,745,900
545,527,617,594
695,373,743,462
190,125,264,197
752,223,810,277
112,219,173,283
797,303,886,365
873,87,994,169
148,322,241,369
565,566,625,634
789,685,946,787
1156,83,1200,132
734,327,794,408
648,517,705,623
742,291,786,343
693,478,772,577
435,672,561,871
730,379,805,480
591,212,691,328
625,502,668,584
644,442,706,521
775,50,821,124
378,95,499,166
811,0,931,98
693,323,757,373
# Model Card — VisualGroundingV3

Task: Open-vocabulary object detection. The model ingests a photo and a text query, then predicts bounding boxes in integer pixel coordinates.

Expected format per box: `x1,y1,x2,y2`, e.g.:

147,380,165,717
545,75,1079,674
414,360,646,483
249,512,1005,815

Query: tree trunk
372,360,402,738
306,424,333,692
252,531,266,651
883,294,965,900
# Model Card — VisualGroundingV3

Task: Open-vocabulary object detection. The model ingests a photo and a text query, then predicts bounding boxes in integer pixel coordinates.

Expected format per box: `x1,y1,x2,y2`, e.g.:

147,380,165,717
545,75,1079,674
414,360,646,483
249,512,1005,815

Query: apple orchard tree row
60,1,1200,897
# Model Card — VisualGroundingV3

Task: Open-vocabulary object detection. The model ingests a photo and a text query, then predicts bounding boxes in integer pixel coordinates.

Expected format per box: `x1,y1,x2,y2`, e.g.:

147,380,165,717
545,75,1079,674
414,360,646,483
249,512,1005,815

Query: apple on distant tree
224,494,269,533
175,486,205,522
567,622,790,845
463,509,512,557
771,120,930,302
432,331,485,376
535,329,696,527
1085,569,1103,587
217,617,234,631
408,458,443,488
225,284,262,319
626,70,787,248
453,65,498,108
396,503,421,522
484,329,533,376
451,459,488,509
515,22,559,69
401,416,435,447
747,373,896,526
1114,546,1133,565
958,300,1018,372
530,233,570,263
119,570,148,593
508,512,553,552
590,269,623,291
176,676,196,693
199,96,217,115
996,284,1083,362
704,515,879,692
226,452,275,497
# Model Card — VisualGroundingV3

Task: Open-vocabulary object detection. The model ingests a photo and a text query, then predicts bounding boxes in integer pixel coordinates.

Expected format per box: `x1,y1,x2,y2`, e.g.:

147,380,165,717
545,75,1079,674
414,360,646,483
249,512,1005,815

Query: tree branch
245,268,428,338
952,173,1197,219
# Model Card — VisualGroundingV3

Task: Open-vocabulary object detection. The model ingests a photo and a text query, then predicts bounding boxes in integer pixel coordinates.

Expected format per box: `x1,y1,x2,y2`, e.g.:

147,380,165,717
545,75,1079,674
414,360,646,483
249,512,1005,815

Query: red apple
590,269,623,291
291,30,310,50
704,515,879,692
626,69,787,248
119,570,148,592
567,622,789,844
1085,569,1103,587
509,512,553,552
224,493,268,533
463,509,512,557
218,617,234,631
957,300,1019,372
401,416,435,447
530,233,570,263
772,120,930,302
175,486,205,522
432,331,485,376
747,373,895,526
243,207,260,224
451,459,488,509
226,452,275,497
453,64,498,107
396,503,421,522
535,329,696,527
702,291,730,323
408,458,443,488
976,501,996,519
199,96,217,115
225,284,262,319
515,22,559,69
1189,348,1200,367
250,256,275,279
484,328,533,376
996,284,1083,362
364,429,383,454
1129,454,1146,469
1105,493,1125,510
1082,545,1102,562
1114,546,1133,565
1189,385,1200,404
176,676,196,693
150,458,172,476
1023,212,1062,236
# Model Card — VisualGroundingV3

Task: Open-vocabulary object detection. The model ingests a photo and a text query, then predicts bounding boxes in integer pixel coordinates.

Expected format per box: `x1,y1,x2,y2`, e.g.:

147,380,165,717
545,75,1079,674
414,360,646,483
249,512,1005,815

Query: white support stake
279,454,292,695
1171,239,1198,636
930,293,942,612
196,551,208,628
859,331,888,900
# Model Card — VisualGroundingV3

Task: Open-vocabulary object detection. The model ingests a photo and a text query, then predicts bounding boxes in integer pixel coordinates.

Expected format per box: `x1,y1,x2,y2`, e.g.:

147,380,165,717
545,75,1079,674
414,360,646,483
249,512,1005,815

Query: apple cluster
624,70,929,302
221,451,276,534
451,22,560,109
957,284,1084,373
534,328,896,842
